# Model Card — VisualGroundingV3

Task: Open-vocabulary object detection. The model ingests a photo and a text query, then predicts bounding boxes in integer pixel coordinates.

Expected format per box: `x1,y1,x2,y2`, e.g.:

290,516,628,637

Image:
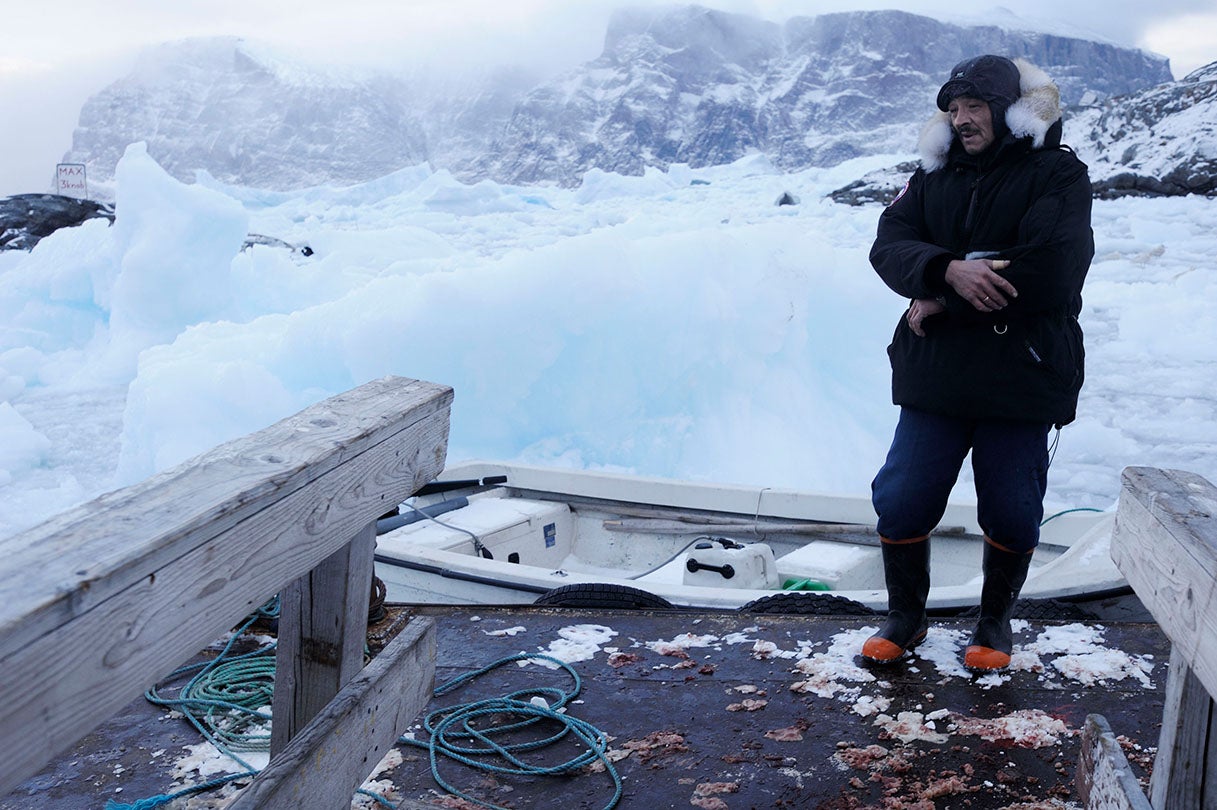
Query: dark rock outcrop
829,161,919,206
0,194,115,251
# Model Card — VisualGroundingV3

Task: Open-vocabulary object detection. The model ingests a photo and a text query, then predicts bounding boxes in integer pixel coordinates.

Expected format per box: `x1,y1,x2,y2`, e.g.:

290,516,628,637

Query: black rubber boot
861,537,930,664
964,541,1033,672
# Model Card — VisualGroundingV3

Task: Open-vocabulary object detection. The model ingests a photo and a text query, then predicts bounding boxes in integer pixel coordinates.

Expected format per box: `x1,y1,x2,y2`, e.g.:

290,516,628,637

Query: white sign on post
56,163,88,199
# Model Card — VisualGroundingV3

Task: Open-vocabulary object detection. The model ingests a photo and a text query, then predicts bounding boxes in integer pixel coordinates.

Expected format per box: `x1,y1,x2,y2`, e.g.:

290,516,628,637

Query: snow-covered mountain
1070,61,1217,198
64,6,1177,194
66,37,430,191
478,7,1172,186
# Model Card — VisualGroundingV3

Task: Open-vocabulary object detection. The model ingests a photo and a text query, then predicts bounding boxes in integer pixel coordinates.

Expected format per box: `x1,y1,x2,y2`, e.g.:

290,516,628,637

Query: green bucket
781,577,830,592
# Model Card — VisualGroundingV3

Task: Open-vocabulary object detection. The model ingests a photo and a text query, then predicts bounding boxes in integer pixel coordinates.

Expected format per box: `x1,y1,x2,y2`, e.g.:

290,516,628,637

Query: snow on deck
4,604,1165,809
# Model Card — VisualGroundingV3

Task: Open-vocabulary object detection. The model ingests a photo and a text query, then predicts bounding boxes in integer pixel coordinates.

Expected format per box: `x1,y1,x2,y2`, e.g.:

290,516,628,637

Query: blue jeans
871,408,1051,553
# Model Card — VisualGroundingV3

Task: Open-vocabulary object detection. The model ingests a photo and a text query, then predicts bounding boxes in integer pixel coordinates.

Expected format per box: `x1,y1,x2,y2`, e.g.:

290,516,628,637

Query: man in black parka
862,55,1094,671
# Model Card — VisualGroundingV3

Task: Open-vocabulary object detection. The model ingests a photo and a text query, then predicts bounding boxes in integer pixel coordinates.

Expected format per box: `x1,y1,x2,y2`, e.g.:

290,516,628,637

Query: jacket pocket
1022,317,1082,394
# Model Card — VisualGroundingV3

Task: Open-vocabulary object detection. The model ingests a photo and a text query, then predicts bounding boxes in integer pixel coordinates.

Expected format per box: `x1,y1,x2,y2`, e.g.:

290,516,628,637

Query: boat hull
374,462,1125,612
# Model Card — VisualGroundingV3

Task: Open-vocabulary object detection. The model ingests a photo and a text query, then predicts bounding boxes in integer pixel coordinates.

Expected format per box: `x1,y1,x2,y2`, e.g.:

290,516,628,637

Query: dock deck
2,598,1165,809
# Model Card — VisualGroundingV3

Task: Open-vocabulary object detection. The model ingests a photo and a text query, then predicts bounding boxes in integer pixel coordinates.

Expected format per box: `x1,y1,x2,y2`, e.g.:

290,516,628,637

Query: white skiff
373,461,1124,613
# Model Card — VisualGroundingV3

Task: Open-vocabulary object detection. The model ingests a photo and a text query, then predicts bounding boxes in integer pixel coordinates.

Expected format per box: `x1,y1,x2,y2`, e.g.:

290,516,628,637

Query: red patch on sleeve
888,180,910,207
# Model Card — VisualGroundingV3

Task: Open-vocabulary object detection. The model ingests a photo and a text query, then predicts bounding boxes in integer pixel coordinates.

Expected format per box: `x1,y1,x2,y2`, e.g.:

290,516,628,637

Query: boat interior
375,482,1033,594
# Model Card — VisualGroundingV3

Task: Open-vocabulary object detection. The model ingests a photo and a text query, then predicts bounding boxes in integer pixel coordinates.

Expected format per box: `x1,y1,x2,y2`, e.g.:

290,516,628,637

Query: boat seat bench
774,541,875,590
377,498,574,567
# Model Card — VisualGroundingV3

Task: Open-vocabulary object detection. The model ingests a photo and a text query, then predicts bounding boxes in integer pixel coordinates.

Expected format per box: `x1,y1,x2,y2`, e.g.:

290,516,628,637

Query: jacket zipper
963,176,981,238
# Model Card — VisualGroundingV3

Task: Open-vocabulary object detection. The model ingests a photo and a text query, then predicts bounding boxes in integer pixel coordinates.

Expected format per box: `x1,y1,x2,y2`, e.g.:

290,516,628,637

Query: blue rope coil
402,653,622,810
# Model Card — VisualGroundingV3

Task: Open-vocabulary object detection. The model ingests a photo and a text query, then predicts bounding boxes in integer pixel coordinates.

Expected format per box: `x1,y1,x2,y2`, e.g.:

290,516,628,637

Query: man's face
948,96,996,155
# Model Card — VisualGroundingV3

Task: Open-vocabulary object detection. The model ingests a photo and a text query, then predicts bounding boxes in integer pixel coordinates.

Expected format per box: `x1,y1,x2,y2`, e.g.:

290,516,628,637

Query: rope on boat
627,536,706,580
400,652,623,810
403,500,491,557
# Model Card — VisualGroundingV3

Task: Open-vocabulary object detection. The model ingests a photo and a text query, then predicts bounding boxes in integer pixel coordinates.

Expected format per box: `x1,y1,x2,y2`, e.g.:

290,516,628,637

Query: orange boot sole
963,644,1011,671
861,629,927,664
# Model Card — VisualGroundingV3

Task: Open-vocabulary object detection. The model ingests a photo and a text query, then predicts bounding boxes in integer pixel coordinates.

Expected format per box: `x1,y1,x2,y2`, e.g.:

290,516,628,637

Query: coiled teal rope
401,653,622,810
106,622,618,809
104,600,280,810
152,648,276,752
105,595,399,810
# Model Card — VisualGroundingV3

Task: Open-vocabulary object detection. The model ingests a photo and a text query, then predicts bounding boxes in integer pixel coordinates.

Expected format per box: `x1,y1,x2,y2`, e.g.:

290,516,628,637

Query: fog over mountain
60,5,1193,196
67,38,430,192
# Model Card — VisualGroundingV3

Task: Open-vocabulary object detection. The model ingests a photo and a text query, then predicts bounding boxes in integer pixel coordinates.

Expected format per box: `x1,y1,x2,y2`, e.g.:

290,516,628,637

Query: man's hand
944,258,1018,312
906,297,946,337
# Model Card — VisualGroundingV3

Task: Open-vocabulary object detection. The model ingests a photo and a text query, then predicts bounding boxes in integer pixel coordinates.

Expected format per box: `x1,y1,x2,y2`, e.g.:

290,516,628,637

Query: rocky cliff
64,7,1183,195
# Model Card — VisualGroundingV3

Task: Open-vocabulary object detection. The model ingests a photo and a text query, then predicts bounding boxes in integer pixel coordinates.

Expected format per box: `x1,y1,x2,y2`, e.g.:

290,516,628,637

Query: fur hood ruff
918,59,1061,173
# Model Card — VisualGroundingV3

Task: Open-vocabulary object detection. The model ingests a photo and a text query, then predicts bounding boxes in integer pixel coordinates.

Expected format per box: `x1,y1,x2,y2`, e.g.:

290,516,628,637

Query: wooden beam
271,521,376,755
0,376,451,654
1111,466,1217,696
1150,645,1216,809
0,377,451,795
229,617,437,810
1076,714,1153,810
1112,467,1217,810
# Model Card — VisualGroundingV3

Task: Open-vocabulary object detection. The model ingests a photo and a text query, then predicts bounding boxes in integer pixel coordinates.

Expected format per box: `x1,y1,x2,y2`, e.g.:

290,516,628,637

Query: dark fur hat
936,54,1021,112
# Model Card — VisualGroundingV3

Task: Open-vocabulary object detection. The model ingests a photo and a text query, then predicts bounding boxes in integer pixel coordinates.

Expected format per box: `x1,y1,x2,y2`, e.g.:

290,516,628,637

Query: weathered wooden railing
0,375,453,808
1078,466,1217,809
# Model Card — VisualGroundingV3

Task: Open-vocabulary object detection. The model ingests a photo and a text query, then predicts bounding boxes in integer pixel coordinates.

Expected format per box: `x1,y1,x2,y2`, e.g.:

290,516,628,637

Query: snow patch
530,623,618,667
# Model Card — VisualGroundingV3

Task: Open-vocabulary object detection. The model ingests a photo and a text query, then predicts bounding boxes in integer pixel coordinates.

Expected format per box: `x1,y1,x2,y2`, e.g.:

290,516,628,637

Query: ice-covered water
2,144,1214,540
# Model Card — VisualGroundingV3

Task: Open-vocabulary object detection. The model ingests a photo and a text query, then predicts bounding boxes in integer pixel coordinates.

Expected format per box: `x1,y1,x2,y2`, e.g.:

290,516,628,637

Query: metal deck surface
2,601,1166,809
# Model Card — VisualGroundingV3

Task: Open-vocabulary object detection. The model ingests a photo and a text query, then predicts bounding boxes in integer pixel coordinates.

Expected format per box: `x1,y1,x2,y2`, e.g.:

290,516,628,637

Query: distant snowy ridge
67,37,429,192
1069,62,1217,198
831,61,1217,206
63,6,1175,194
479,7,1171,186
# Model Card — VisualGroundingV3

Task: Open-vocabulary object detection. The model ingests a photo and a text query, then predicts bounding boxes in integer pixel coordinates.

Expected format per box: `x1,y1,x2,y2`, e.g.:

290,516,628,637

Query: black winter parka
870,89,1094,427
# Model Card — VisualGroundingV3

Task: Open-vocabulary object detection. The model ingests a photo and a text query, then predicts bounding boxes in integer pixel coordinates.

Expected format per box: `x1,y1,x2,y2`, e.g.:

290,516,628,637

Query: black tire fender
739,592,876,616
533,583,674,610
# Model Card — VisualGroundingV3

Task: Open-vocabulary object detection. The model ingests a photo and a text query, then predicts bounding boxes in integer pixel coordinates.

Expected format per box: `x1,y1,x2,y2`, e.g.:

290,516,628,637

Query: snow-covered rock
0,194,114,251
1068,61,1217,198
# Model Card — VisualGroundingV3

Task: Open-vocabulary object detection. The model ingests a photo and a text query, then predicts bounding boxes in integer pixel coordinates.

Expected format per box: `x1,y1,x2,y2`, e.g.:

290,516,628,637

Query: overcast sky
1,0,1214,194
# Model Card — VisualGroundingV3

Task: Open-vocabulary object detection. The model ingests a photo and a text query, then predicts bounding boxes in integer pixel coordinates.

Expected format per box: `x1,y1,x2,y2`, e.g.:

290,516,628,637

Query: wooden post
1110,466,1217,810
1076,714,1154,810
230,617,437,810
1150,646,1217,809
271,521,376,754
1111,467,1217,696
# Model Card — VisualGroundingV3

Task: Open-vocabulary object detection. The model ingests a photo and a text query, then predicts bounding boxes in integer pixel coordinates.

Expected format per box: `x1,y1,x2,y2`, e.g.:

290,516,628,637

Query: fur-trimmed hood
918,59,1061,172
